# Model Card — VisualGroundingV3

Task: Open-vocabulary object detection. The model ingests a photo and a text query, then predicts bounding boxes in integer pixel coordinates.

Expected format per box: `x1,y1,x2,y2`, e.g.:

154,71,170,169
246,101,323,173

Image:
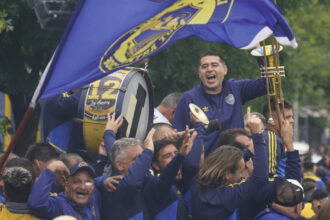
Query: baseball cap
311,189,329,201
302,178,317,202
275,179,304,207
69,161,95,178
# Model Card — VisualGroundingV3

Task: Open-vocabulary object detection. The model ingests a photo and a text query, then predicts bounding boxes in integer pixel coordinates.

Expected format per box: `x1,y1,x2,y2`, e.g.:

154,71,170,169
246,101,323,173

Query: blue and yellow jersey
264,129,286,177
303,171,326,189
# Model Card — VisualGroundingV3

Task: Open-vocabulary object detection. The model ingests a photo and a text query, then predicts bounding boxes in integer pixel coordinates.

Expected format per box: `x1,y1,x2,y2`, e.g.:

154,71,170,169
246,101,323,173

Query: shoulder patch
225,94,235,105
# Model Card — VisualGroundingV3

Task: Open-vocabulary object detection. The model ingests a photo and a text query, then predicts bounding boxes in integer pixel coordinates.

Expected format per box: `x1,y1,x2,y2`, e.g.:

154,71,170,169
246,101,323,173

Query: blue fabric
46,120,73,154
228,209,238,220
276,157,287,177
154,200,178,220
238,150,301,220
316,179,326,189
101,149,153,220
129,212,143,220
39,0,296,99
174,79,266,158
42,90,82,154
191,134,268,220
253,207,294,220
0,192,5,203
101,149,188,220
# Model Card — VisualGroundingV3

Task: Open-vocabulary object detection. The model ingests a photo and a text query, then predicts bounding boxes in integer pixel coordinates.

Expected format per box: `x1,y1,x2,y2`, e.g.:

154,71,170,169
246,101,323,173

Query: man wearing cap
28,160,100,220
254,179,304,220
311,189,329,217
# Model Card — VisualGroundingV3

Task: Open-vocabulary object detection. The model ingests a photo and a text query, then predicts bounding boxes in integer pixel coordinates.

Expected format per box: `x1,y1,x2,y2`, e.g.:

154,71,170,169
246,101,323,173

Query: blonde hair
197,145,243,188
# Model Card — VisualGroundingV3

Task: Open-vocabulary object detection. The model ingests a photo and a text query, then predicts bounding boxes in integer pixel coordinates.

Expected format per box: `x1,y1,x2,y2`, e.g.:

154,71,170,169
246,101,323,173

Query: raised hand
105,112,123,134
144,128,155,153
179,126,197,157
164,128,180,142
47,160,70,177
103,175,123,192
245,107,263,135
280,119,294,152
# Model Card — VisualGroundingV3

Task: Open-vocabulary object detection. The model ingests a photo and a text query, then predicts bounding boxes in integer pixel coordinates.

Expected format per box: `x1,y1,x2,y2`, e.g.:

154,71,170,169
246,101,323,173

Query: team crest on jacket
99,0,233,73
225,94,235,105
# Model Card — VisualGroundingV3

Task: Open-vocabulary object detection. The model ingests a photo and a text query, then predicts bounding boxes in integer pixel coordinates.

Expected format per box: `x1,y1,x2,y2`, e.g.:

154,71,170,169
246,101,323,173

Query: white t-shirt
153,108,171,125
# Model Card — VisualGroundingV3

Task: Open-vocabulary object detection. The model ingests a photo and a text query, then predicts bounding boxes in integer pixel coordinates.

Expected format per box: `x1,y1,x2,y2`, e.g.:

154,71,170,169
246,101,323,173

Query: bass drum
82,68,153,159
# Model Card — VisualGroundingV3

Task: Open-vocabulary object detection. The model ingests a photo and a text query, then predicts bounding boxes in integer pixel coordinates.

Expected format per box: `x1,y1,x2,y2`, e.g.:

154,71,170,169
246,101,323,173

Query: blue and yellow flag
39,0,297,99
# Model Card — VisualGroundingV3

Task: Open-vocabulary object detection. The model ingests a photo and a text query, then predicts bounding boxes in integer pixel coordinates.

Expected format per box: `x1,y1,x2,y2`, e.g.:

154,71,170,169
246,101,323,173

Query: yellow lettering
87,81,101,99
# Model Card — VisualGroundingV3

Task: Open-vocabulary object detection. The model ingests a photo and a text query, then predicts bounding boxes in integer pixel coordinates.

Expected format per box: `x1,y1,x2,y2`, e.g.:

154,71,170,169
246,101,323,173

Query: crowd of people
0,51,329,220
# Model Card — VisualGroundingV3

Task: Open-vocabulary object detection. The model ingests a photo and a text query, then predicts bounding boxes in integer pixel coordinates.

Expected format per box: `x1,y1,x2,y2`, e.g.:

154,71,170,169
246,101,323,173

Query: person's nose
206,65,213,72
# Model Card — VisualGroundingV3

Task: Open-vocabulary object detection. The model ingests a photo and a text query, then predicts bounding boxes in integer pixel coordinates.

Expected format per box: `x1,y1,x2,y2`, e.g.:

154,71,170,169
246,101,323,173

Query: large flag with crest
38,0,297,99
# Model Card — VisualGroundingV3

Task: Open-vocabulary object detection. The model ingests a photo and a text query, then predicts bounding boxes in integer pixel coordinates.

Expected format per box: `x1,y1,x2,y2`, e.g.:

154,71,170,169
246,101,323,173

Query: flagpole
0,58,52,170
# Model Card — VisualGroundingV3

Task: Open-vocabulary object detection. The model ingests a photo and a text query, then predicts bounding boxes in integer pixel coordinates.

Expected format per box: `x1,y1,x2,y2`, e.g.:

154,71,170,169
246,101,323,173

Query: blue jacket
264,129,286,177
27,168,100,220
150,124,206,220
144,154,188,220
253,207,294,220
101,148,190,220
238,150,301,220
191,134,268,220
101,149,153,220
173,79,266,158
103,130,116,157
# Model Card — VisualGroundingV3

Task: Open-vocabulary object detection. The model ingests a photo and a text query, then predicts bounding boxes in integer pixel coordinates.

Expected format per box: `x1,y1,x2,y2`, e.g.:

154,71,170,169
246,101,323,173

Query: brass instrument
177,103,220,135
251,39,286,127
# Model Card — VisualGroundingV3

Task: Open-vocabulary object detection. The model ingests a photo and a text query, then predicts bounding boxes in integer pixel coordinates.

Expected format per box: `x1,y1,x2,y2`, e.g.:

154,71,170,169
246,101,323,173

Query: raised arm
103,112,123,156
28,161,70,218
223,108,268,211
281,120,301,181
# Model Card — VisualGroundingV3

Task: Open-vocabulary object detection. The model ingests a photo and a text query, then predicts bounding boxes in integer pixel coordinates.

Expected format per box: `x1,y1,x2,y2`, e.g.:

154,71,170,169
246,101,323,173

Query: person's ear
59,174,67,189
34,159,42,174
223,65,228,76
295,202,302,215
225,170,232,182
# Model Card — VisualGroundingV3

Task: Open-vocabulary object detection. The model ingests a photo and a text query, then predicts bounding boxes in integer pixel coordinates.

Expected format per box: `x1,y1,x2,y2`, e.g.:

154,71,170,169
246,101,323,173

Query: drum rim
115,68,154,139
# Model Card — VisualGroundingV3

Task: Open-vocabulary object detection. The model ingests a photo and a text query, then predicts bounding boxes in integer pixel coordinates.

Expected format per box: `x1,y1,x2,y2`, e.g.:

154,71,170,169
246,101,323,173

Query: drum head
82,68,153,159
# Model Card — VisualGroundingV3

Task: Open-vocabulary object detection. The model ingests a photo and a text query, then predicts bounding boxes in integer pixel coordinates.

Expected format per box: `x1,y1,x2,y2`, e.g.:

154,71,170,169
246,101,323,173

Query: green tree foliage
0,10,14,34
282,0,330,107
0,0,61,96
0,0,62,155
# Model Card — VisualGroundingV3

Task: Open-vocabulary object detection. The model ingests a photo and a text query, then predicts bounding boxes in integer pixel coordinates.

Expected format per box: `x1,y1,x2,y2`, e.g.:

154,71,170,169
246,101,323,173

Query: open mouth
207,75,216,80
76,191,88,198
206,74,217,83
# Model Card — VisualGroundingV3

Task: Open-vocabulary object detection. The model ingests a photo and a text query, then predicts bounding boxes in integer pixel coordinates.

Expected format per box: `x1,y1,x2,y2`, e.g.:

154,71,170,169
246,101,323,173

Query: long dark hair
197,145,243,188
